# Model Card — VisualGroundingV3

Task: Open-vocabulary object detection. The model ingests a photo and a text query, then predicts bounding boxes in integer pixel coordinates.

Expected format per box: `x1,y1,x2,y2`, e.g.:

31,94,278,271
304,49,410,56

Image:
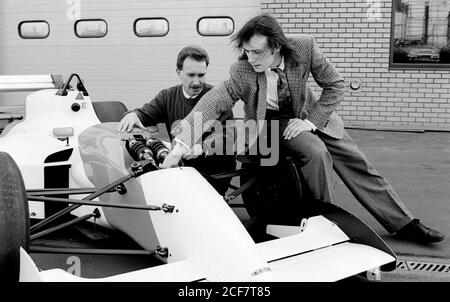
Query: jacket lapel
254,57,303,120
256,72,267,121
285,58,304,117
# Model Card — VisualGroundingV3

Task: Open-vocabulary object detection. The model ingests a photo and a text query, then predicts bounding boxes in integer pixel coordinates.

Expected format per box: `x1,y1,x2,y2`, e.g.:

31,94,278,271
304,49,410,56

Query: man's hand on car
160,143,188,168
183,144,204,160
116,112,147,132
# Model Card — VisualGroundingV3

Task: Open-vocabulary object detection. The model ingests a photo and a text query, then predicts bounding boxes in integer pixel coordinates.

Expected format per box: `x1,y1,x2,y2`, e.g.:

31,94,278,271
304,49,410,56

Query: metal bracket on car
130,160,158,177
156,246,169,258
366,267,381,281
116,184,127,195
162,203,175,213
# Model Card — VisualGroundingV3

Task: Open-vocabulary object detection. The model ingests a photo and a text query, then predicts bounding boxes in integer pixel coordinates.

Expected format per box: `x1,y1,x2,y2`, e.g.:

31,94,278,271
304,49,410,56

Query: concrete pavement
334,129,450,282
335,129,450,259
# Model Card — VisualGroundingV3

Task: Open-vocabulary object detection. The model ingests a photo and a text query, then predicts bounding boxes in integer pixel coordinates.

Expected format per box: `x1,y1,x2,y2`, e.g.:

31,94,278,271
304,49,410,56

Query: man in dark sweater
117,45,236,195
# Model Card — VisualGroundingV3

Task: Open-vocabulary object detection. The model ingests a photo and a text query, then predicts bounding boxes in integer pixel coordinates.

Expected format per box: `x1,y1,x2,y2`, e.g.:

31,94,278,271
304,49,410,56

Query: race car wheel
0,152,30,282
241,156,311,241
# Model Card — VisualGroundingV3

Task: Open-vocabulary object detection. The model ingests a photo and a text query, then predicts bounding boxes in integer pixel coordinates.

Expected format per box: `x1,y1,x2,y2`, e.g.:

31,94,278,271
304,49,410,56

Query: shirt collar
182,86,201,99
277,56,285,71
266,56,285,74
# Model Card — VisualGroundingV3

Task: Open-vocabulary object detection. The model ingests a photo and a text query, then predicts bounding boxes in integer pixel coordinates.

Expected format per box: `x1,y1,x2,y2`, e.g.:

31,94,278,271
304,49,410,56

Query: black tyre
0,152,30,282
241,156,311,241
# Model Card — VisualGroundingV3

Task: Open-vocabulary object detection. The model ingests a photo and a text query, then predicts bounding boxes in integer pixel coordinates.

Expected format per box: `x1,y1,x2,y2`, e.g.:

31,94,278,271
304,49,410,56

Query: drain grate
396,260,450,273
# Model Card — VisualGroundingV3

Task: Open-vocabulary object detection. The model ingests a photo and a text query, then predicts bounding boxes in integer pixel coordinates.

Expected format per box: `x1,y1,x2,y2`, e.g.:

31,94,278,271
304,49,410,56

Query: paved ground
30,129,450,281
336,129,450,257
334,129,450,281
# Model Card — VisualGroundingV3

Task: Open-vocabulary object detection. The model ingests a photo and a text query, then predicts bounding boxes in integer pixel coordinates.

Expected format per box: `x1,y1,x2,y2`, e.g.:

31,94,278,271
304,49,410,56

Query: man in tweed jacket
162,14,444,243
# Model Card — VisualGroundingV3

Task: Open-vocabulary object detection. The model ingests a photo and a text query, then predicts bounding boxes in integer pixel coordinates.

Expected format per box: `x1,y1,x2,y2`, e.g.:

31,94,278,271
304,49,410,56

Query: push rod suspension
30,174,133,233
29,246,159,256
30,213,94,241
27,188,99,196
28,196,162,211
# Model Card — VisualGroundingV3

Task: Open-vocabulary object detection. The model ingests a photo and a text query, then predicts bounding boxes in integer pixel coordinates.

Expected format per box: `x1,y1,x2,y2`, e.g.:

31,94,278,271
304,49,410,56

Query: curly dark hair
231,13,300,63
176,45,210,70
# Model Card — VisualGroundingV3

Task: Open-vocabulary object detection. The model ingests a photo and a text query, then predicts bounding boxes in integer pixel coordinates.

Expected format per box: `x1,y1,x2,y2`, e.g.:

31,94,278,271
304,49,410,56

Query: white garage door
0,0,260,112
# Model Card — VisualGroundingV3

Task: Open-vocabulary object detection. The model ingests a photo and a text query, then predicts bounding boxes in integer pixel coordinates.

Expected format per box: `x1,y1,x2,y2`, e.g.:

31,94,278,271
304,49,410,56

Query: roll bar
55,73,89,96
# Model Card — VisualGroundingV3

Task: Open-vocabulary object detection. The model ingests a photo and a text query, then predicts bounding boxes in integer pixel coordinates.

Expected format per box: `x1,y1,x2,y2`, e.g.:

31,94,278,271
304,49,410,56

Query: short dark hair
176,45,210,70
231,13,300,63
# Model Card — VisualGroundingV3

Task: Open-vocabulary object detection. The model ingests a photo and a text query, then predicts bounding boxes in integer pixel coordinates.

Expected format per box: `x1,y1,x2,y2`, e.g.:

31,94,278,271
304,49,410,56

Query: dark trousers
263,110,414,233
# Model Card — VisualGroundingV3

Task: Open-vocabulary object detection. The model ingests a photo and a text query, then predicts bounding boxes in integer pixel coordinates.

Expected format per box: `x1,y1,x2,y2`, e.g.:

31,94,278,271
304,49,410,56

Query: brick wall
262,0,450,130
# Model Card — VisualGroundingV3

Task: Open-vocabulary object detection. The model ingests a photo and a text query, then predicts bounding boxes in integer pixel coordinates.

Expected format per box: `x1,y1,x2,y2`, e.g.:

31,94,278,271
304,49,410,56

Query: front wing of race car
18,166,395,282
19,213,394,282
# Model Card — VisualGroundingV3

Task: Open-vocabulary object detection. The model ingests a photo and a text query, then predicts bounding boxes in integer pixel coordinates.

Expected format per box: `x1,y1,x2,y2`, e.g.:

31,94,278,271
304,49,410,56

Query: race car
0,74,397,282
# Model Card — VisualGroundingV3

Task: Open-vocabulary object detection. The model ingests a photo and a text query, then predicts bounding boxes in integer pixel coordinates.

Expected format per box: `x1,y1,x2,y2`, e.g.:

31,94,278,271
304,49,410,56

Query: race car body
0,75,397,282
0,75,111,225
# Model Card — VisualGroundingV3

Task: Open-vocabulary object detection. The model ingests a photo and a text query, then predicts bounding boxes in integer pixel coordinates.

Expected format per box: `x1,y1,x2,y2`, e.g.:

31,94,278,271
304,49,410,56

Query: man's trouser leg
282,130,336,204
319,130,414,233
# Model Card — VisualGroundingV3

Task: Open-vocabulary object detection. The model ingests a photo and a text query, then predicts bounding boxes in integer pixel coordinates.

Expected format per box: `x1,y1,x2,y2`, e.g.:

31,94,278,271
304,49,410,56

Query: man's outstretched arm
162,65,243,167
117,90,167,132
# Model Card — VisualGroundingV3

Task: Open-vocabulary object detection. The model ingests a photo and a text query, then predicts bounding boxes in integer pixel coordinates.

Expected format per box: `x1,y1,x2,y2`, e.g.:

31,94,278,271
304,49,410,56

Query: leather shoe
395,219,445,243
